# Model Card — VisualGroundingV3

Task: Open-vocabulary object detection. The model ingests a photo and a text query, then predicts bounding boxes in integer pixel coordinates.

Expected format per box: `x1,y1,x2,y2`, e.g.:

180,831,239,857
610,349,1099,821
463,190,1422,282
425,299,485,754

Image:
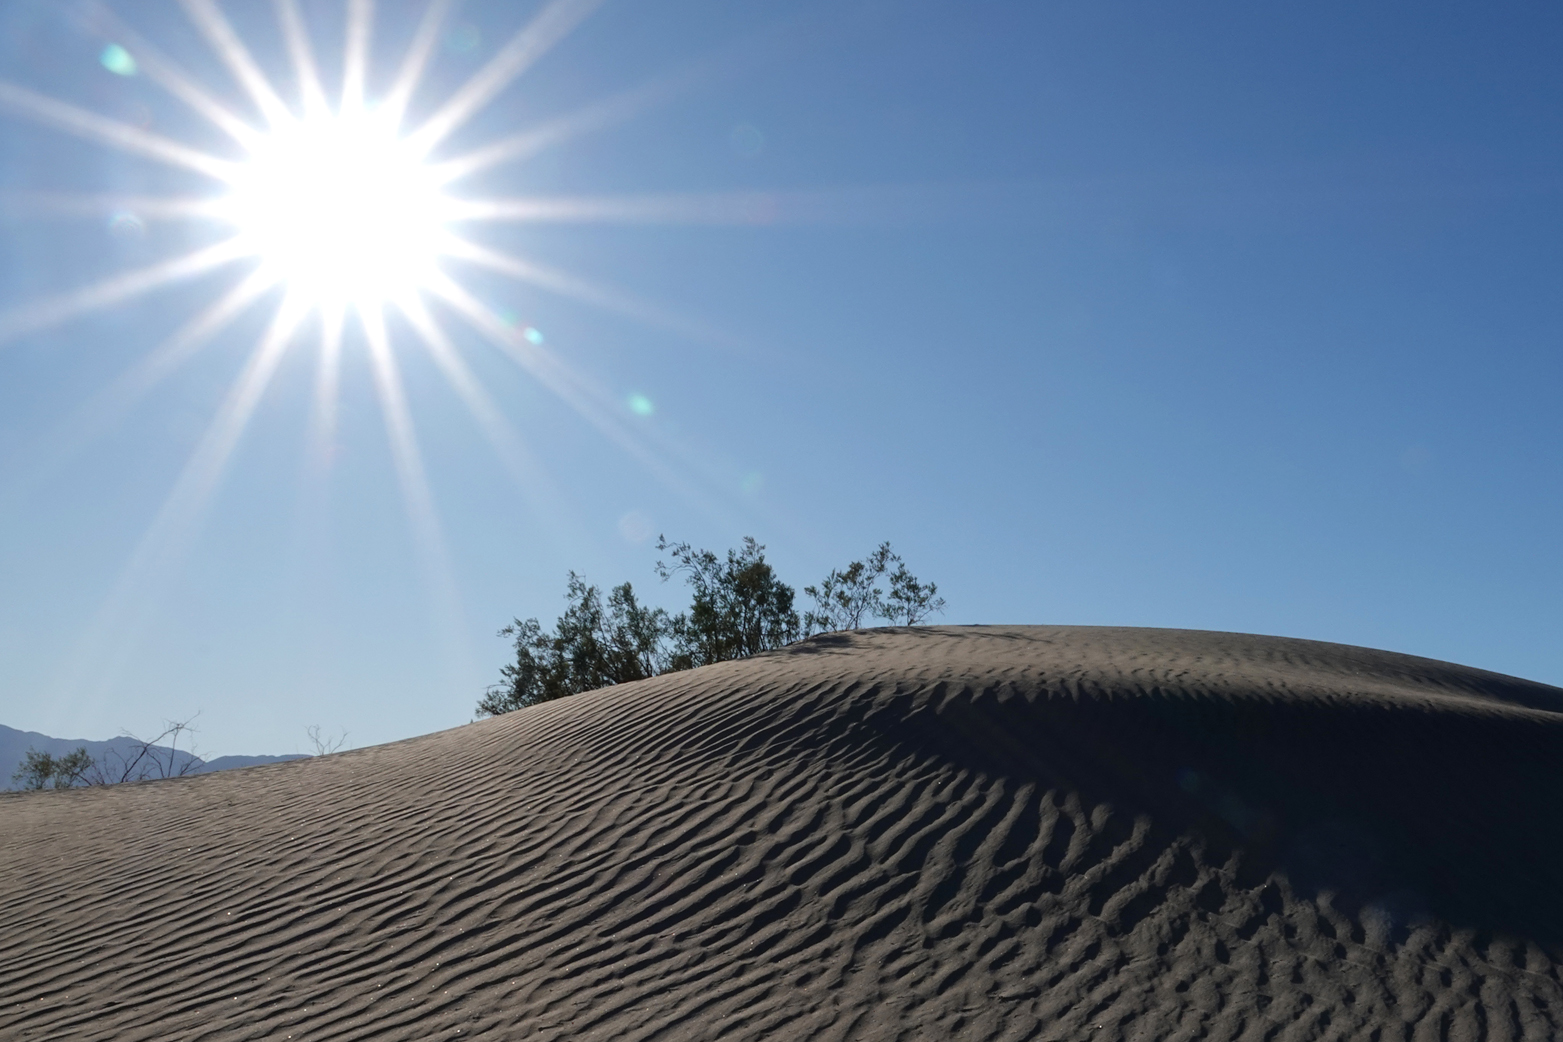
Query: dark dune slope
5,626,1563,1041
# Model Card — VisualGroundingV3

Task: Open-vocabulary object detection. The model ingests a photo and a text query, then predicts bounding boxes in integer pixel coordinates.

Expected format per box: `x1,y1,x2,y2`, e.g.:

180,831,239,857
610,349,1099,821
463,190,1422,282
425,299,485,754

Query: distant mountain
1,724,307,789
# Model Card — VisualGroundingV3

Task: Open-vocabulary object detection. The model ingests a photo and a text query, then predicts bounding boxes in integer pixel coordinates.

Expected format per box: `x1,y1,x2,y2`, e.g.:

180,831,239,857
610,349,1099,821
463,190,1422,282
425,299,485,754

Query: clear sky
0,0,1559,757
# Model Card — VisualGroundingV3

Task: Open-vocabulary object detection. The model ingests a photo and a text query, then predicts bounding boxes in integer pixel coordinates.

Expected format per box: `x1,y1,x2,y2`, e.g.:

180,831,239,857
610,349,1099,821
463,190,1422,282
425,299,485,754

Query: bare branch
305,725,349,756
85,715,202,784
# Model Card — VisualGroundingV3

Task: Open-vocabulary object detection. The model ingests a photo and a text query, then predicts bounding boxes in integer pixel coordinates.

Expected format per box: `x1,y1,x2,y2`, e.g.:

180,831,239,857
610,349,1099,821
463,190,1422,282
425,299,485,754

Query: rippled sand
6,626,1563,1041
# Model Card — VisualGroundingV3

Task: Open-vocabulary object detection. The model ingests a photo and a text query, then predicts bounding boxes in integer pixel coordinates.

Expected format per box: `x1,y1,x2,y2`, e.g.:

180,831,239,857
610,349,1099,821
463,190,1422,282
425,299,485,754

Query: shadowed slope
4,626,1563,1041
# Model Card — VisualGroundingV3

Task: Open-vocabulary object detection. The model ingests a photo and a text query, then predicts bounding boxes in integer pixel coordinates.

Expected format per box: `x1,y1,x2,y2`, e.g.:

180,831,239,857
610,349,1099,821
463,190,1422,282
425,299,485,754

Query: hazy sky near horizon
0,0,1559,757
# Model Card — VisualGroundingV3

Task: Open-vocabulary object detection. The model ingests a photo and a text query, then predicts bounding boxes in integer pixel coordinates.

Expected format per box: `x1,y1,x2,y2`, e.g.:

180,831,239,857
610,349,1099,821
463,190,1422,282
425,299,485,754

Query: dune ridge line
5,625,1563,1041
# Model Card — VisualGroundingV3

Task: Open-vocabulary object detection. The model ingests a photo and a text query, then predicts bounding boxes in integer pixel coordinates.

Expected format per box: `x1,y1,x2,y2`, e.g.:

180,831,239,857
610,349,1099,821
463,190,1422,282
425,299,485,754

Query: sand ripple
5,626,1563,1041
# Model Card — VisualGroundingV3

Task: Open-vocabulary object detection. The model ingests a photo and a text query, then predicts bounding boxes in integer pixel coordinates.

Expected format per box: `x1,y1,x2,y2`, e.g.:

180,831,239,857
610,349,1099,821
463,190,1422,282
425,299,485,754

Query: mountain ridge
0,723,307,787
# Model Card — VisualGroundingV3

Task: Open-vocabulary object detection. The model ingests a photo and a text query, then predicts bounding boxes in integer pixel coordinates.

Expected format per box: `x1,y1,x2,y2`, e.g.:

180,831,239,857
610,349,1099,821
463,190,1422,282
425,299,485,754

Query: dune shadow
863,685,1563,943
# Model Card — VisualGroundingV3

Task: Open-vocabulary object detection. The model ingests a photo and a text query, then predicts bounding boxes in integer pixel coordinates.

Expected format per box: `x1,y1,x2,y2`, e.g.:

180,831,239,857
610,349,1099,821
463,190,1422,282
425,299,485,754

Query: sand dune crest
5,626,1563,1041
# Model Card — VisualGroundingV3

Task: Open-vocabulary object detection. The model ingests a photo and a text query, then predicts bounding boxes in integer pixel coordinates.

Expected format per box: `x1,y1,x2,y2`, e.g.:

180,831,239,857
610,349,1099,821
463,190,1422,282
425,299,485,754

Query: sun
220,110,451,310
0,0,766,682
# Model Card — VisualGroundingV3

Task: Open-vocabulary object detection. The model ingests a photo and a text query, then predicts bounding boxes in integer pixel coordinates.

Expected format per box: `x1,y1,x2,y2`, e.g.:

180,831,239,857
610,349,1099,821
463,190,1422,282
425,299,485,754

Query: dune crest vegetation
477,538,943,716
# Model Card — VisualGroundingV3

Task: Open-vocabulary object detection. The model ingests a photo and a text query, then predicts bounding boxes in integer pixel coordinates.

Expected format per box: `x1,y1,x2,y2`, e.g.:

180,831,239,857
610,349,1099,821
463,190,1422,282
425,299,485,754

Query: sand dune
5,626,1563,1041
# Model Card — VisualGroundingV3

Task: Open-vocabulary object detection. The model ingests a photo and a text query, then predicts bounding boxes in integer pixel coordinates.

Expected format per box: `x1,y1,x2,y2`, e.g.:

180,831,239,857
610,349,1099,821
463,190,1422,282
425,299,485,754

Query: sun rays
0,0,784,696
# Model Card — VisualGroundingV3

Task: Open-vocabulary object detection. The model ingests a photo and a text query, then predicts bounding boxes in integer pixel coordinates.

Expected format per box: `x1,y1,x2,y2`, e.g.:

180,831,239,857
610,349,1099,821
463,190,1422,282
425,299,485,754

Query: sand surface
5,625,1563,1041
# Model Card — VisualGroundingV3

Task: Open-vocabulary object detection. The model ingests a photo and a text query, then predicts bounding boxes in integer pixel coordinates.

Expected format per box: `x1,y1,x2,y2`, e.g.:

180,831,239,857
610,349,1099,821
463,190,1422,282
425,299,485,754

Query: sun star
0,0,751,680
221,110,451,310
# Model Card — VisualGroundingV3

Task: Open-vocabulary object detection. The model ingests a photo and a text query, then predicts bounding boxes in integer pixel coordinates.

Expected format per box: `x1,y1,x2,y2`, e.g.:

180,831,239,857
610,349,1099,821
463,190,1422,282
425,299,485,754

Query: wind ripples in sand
5,626,1563,1041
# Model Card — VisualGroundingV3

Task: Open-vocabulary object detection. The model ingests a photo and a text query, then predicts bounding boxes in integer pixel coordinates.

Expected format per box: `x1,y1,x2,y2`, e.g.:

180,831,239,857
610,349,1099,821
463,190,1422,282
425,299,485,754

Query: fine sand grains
5,626,1563,1041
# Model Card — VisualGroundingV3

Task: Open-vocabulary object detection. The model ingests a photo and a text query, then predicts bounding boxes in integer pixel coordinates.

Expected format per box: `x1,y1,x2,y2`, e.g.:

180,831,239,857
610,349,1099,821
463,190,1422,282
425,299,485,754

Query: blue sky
0,0,1559,756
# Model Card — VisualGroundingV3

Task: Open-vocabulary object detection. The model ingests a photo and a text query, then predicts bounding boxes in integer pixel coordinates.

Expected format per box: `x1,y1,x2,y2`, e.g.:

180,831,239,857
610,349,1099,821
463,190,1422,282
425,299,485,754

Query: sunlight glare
221,112,449,308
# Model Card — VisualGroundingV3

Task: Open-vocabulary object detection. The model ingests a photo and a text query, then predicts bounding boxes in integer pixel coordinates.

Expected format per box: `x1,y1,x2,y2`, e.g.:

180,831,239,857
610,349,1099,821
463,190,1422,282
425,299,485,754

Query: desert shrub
11,747,94,790
802,542,946,632
479,574,673,714
656,536,799,669
479,538,942,716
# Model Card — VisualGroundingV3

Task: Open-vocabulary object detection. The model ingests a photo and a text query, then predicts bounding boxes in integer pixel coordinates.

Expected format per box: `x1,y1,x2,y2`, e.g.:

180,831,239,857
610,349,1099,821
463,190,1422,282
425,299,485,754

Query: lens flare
100,45,138,77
